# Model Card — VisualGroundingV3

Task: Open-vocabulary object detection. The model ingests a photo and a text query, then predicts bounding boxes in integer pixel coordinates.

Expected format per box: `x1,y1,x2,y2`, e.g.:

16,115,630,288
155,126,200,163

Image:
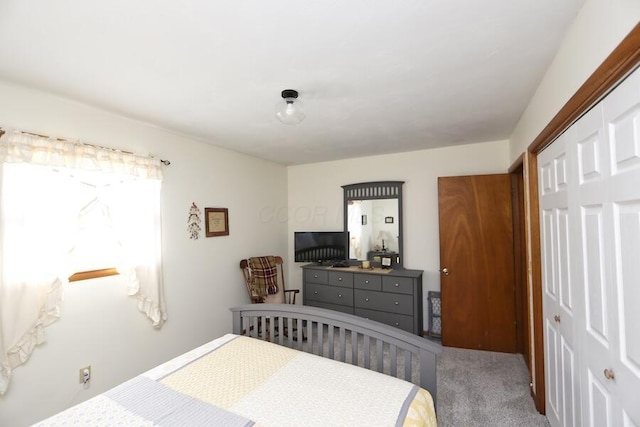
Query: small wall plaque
205,207,229,237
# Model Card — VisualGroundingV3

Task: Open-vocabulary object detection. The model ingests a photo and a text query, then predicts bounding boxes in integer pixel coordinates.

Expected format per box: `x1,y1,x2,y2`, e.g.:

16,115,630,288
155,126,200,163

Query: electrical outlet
79,365,91,384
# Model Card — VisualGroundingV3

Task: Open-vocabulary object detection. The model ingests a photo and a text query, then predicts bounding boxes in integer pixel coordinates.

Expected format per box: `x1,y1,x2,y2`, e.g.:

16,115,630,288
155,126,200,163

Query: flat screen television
294,231,348,263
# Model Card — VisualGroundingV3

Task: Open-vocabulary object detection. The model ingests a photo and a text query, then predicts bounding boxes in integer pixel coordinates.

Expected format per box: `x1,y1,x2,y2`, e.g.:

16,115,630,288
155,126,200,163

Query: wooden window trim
68,268,119,282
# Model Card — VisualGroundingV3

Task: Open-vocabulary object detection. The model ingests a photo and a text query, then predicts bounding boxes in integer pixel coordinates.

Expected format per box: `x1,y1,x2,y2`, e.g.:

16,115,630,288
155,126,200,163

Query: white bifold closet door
539,67,640,427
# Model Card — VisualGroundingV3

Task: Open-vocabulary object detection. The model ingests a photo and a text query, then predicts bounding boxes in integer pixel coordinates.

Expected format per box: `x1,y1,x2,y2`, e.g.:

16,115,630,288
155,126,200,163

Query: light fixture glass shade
276,89,305,125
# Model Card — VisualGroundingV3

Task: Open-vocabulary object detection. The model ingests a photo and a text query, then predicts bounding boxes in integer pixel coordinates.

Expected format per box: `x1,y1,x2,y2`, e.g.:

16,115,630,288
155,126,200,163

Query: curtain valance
0,129,163,180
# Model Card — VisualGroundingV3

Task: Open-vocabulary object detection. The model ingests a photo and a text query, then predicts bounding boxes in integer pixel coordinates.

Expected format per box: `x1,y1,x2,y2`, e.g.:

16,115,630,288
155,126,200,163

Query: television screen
294,231,348,262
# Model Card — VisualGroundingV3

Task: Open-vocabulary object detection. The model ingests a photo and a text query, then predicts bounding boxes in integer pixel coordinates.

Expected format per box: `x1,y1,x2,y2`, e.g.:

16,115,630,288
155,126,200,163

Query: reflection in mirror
343,181,404,268
347,199,399,259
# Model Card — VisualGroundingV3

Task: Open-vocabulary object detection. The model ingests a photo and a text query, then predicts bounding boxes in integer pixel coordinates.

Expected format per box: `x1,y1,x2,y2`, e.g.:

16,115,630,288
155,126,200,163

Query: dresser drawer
354,289,413,315
307,300,354,315
382,276,414,295
354,308,414,333
354,274,382,291
328,271,354,288
305,269,328,285
306,283,353,306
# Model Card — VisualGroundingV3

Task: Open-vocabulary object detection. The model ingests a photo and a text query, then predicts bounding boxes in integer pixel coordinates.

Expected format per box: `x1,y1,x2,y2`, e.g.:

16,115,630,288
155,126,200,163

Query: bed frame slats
231,304,442,406
390,345,397,377
364,335,371,369
404,350,412,381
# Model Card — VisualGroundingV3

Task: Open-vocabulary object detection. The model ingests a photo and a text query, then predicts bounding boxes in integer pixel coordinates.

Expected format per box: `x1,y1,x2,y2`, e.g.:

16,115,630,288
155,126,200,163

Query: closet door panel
582,206,608,344
556,206,580,427
603,69,640,426
557,209,573,314
576,104,617,427
540,130,577,427
545,317,561,424
542,209,557,300
581,202,616,427
606,72,640,181
587,370,613,427
614,203,640,383
561,336,578,427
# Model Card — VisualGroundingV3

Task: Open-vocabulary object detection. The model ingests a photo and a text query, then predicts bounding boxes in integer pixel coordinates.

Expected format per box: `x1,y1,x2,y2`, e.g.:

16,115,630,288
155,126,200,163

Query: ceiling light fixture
276,89,305,125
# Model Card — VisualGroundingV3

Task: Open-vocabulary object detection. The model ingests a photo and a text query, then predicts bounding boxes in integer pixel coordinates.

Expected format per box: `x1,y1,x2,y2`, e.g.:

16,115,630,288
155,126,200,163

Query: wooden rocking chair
239,256,298,304
239,255,303,339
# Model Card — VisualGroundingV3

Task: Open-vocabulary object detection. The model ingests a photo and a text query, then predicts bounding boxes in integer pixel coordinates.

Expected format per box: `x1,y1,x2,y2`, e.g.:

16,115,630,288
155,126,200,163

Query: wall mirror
343,181,404,268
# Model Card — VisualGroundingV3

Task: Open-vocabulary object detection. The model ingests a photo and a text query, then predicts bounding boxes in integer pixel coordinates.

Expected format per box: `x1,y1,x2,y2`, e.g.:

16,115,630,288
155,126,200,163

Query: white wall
509,0,640,161
287,140,511,330
0,81,288,426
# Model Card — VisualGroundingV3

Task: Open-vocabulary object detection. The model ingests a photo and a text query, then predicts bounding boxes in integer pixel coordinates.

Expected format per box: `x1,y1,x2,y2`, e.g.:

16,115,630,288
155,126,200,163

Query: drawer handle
365,298,369,302
394,301,399,305
314,291,318,295
394,283,399,287
338,277,343,281
338,294,342,298
314,275,318,278
394,322,399,326
365,280,369,284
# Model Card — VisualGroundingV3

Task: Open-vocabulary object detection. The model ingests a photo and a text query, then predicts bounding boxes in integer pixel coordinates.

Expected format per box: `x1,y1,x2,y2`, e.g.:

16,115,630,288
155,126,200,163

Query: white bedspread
35,334,437,426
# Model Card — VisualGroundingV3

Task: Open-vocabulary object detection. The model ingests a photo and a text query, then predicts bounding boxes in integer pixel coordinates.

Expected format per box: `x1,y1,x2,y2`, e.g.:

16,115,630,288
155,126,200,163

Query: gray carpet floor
436,346,549,427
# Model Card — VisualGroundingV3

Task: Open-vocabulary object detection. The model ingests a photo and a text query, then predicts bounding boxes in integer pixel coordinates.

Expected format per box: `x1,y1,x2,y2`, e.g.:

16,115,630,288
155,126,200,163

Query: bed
35,304,442,426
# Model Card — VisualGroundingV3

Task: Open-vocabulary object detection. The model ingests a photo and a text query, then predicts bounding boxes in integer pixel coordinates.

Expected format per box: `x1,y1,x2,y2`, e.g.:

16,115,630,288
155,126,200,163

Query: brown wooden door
511,165,531,368
438,174,516,352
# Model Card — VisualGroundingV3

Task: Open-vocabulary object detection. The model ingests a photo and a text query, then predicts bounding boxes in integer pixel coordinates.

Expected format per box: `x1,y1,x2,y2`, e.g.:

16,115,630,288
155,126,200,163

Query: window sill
68,268,119,282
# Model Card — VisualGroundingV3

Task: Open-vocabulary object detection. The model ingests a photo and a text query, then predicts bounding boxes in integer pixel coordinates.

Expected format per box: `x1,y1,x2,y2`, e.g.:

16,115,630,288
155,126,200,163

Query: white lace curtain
0,130,166,395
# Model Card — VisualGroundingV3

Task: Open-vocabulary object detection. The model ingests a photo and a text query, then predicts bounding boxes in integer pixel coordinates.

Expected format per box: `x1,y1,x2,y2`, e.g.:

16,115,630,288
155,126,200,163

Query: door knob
554,315,561,323
441,267,449,276
604,369,615,380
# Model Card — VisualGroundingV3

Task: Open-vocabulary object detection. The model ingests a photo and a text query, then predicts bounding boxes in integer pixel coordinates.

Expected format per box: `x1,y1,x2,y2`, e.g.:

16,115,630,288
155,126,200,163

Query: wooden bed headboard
231,303,443,406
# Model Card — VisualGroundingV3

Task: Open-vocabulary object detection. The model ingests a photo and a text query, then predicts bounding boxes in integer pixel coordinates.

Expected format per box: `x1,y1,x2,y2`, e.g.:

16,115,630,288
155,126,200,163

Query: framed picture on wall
361,215,367,225
205,207,229,237
385,216,394,224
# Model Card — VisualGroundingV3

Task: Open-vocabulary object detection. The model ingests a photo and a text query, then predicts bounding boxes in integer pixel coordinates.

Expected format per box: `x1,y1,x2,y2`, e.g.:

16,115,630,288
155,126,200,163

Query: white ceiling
0,0,585,165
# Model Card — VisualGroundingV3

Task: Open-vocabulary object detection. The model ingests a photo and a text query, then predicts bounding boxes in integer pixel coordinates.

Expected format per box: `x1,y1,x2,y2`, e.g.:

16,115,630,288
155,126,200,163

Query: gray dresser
302,265,423,335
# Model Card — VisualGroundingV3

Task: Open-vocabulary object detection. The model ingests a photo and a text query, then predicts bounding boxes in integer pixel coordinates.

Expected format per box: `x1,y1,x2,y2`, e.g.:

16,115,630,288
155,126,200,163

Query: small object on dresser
331,260,350,268
361,260,370,269
381,257,392,269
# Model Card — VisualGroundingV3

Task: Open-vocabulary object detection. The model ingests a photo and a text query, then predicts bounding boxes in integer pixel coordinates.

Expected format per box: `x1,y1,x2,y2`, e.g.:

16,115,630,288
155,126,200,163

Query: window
0,129,166,395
